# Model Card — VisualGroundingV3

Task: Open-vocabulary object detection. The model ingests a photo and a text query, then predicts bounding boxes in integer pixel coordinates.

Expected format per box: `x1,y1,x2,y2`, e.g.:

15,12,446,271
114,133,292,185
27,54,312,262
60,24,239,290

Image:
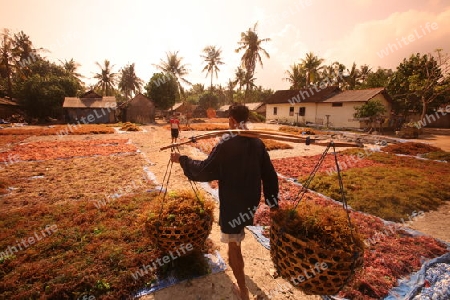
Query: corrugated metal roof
218,104,229,111
324,88,385,103
80,90,102,98
63,96,117,108
245,102,264,110
265,86,340,104
218,103,264,112
170,102,184,110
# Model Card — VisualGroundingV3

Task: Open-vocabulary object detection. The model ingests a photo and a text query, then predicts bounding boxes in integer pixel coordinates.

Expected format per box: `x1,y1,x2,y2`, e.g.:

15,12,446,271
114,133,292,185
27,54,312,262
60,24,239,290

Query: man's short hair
229,104,249,123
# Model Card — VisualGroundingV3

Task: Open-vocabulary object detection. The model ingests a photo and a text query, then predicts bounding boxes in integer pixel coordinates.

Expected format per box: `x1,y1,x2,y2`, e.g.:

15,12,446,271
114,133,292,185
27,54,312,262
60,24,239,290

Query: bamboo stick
160,130,362,150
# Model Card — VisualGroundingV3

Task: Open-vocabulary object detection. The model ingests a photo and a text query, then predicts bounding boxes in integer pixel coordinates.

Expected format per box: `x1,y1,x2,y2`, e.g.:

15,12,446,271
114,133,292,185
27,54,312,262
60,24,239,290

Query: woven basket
147,214,213,255
270,219,363,295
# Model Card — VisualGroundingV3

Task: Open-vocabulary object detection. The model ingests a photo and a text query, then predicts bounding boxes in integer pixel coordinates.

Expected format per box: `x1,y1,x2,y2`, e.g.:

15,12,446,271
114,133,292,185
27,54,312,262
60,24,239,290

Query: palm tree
358,64,372,87
233,67,246,92
201,45,224,91
93,59,117,96
118,63,143,100
235,22,270,81
60,58,83,80
13,31,34,61
154,51,191,101
284,63,306,89
0,29,14,97
13,31,45,79
344,62,359,90
300,52,324,87
242,71,256,104
226,79,236,103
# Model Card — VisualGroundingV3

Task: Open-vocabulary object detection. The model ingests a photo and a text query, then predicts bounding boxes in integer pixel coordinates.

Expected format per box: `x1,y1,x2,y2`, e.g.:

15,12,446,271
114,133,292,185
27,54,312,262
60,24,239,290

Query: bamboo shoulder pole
159,130,362,151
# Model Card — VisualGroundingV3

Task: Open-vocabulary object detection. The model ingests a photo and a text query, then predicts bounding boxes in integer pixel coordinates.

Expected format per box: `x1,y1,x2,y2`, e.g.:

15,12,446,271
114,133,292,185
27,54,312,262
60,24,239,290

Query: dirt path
126,124,320,300
124,123,449,299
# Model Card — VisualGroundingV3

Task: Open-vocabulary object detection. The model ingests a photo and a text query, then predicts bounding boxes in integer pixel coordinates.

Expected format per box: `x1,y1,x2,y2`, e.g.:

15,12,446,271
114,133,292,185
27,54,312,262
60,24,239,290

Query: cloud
324,7,450,70
256,24,309,90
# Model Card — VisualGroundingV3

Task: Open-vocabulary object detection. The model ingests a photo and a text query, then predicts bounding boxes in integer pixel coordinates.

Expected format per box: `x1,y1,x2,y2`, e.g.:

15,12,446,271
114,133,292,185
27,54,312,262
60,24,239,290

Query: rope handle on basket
290,141,361,290
292,141,356,235
158,145,205,219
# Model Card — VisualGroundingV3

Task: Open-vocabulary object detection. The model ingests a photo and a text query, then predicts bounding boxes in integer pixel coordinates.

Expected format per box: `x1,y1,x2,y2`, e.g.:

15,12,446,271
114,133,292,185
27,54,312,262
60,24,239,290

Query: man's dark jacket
179,134,279,234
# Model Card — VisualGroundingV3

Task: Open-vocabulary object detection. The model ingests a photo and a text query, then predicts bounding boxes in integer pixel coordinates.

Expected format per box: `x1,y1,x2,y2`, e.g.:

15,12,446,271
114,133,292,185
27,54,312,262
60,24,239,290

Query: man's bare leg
228,242,249,300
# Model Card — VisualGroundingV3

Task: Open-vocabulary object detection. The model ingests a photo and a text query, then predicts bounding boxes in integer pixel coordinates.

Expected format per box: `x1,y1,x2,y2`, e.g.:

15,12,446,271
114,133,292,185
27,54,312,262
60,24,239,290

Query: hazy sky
2,0,450,91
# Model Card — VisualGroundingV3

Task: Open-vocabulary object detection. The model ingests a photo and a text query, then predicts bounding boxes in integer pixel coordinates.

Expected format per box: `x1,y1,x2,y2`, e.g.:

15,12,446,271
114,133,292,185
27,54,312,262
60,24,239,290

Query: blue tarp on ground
385,252,450,300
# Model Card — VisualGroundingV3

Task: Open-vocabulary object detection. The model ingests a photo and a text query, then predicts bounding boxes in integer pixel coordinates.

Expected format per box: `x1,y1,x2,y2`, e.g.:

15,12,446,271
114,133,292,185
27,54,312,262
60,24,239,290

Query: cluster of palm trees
284,52,375,90
2,25,390,108
88,22,271,105
0,29,43,96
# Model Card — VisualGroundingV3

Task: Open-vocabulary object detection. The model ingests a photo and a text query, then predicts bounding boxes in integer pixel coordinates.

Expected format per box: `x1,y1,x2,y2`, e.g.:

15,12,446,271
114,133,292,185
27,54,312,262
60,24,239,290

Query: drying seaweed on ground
271,201,365,253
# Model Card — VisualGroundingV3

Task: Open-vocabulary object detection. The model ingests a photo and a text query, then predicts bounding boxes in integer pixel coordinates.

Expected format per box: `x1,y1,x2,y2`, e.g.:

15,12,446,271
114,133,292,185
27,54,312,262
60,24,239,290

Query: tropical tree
235,22,270,101
362,67,393,89
353,99,387,132
201,45,224,91
226,79,236,103
284,63,306,89
1,29,44,96
343,62,359,90
13,31,46,81
60,58,82,78
15,59,81,120
300,52,324,87
198,92,219,110
154,51,191,102
144,72,179,110
233,67,246,92
118,63,143,100
93,59,117,96
387,52,449,120
358,64,372,87
0,29,14,97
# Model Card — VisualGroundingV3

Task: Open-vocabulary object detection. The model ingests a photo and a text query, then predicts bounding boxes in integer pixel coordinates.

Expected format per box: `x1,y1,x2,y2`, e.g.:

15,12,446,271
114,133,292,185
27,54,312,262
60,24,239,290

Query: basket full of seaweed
270,142,365,295
144,189,215,256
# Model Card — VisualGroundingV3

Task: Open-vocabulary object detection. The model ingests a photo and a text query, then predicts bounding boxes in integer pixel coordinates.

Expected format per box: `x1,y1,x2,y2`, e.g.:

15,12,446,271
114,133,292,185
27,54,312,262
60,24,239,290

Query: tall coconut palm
235,22,270,80
344,62,359,90
233,67,246,92
226,79,236,103
284,63,306,89
154,51,191,101
118,63,143,100
201,45,224,91
13,31,34,61
0,29,14,97
13,31,45,79
93,59,117,96
242,70,256,104
358,64,372,86
60,58,83,80
300,52,324,87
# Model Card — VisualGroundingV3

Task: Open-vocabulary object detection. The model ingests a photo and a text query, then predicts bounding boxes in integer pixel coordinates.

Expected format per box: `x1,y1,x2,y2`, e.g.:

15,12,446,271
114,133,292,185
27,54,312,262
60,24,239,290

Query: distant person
170,104,279,300
169,114,181,143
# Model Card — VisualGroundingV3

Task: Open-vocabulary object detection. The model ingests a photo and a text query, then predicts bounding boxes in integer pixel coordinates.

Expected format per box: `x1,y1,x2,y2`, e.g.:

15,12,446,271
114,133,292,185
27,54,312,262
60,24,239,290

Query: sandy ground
120,122,450,300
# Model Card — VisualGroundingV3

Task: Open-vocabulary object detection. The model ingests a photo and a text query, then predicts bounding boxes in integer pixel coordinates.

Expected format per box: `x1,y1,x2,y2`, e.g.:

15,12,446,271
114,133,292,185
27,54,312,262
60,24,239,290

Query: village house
216,102,266,118
264,86,392,129
63,91,117,124
0,97,23,121
123,94,155,124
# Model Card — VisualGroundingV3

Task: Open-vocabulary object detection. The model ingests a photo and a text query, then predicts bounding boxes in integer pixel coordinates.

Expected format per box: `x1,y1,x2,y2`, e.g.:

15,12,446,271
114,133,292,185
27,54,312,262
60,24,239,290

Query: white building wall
266,94,392,128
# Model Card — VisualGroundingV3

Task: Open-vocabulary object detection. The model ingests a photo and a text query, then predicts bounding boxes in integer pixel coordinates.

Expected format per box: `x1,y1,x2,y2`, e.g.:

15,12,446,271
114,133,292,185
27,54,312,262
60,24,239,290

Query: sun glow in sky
2,0,450,91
